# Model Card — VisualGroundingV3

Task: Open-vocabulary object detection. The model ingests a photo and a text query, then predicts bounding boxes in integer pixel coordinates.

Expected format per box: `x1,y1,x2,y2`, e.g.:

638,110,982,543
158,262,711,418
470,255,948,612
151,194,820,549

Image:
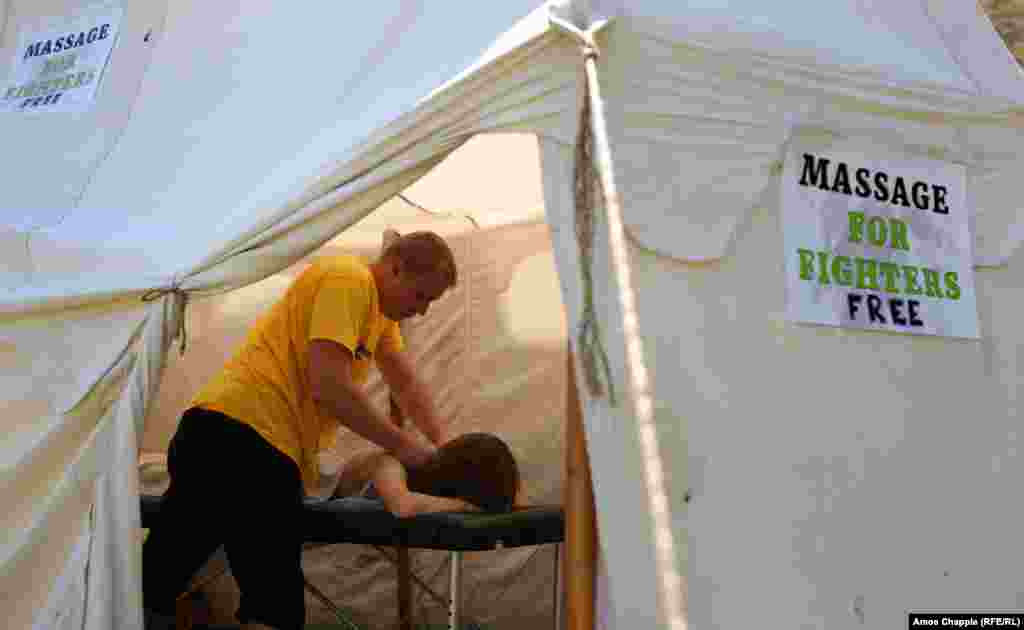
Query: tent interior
138,132,573,629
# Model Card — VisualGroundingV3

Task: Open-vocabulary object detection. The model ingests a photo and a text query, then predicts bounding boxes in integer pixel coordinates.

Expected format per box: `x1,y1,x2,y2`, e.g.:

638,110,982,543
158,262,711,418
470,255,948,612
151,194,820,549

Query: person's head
372,230,457,321
407,433,520,513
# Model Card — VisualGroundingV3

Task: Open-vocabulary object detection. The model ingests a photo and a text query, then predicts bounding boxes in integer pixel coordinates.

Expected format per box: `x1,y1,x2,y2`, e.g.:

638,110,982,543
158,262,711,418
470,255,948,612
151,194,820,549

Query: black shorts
141,407,305,630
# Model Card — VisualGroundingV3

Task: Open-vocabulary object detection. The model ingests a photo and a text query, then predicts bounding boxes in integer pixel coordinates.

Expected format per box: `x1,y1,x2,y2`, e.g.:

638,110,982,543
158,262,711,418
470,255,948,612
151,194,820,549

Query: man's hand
432,424,454,447
395,439,436,469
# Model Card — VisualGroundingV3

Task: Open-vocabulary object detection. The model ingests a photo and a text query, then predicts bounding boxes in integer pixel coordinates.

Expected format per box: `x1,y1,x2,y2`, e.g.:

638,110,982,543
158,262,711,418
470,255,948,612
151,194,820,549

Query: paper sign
2,7,123,113
781,140,979,339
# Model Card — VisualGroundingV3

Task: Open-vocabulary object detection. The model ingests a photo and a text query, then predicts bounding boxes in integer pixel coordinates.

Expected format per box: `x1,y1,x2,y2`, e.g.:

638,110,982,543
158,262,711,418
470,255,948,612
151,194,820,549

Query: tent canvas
5,1,1024,628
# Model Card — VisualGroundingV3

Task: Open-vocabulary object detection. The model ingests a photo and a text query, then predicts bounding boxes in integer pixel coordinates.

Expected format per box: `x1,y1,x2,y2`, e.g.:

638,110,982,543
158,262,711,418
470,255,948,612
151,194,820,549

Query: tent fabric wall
0,0,545,278
1,299,144,629
683,151,1024,629
0,0,166,233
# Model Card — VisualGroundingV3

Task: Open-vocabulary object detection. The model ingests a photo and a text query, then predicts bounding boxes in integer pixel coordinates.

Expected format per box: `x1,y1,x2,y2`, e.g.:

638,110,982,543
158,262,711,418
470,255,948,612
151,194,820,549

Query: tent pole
390,391,414,630
581,45,687,630
564,349,597,630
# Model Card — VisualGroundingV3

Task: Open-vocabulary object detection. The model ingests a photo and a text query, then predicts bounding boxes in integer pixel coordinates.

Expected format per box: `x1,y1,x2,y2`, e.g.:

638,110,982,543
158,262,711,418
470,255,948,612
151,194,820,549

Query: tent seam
916,0,986,103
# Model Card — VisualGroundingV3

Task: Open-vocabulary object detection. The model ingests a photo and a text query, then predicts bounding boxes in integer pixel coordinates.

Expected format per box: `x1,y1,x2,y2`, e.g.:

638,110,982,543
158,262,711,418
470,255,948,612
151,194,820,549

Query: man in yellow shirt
143,232,456,630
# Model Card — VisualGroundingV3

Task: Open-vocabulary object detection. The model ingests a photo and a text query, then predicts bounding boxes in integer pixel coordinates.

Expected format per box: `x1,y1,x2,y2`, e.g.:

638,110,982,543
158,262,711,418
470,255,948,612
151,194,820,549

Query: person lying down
332,432,523,517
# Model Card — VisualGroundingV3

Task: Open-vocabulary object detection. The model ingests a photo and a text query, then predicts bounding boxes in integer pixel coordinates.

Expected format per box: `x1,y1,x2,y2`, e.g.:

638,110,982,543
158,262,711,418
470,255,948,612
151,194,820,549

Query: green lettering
798,249,816,281
41,57,58,77
944,272,961,300
867,216,888,247
889,218,911,251
817,251,831,285
832,256,853,286
879,262,902,293
848,211,865,244
855,257,880,291
922,269,943,298
903,265,923,295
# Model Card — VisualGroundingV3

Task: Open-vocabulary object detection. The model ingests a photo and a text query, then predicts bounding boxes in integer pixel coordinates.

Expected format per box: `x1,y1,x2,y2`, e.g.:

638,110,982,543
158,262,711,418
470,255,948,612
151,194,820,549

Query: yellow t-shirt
191,255,403,491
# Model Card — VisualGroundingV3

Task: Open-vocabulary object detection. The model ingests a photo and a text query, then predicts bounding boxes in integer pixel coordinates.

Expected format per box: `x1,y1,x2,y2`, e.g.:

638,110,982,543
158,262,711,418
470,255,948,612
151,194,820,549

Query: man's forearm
314,382,419,455
393,378,446,446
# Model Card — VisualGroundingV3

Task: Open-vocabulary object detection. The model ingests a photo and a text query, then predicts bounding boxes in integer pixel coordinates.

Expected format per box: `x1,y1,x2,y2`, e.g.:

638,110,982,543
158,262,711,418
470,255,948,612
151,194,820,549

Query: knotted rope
573,45,617,405
141,285,190,355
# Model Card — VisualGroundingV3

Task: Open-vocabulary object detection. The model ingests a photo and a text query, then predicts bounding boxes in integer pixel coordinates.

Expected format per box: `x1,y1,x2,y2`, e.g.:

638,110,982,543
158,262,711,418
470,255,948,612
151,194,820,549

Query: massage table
140,494,565,630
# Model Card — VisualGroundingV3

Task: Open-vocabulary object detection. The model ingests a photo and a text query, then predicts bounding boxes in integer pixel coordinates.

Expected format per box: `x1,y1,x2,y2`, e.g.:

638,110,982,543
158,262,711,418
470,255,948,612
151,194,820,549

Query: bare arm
369,454,480,518
308,338,434,467
376,346,448,447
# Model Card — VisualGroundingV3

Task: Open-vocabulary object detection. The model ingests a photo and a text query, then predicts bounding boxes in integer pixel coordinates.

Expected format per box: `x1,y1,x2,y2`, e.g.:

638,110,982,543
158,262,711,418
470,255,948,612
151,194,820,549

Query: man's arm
370,454,479,517
376,345,448,447
308,338,434,467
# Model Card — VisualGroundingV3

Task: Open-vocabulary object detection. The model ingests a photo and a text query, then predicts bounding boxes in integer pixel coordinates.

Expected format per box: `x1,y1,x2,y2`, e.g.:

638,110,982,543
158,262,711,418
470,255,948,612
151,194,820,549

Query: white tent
4,1,1024,628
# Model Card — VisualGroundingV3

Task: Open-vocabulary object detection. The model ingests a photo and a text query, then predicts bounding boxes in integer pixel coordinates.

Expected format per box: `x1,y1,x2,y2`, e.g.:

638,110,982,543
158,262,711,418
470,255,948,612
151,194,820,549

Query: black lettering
23,43,38,60
889,299,907,326
873,172,890,202
848,293,863,320
891,177,911,207
74,32,86,48
831,163,852,195
799,154,831,190
854,168,872,197
908,300,924,327
39,41,52,56
867,294,886,323
53,38,63,53
99,24,111,40
87,27,99,44
911,182,930,210
933,185,949,214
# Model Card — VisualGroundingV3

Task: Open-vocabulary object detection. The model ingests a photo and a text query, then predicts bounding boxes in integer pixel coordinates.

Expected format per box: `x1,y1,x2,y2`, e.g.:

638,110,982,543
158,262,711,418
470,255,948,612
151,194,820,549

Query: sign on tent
2,7,122,113
781,140,979,339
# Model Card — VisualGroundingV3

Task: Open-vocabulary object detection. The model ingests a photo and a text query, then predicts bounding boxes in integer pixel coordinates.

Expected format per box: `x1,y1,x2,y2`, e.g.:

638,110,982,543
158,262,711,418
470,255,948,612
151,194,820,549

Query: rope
141,286,189,355
581,40,688,630
397,193,481,229
573,55,617,405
